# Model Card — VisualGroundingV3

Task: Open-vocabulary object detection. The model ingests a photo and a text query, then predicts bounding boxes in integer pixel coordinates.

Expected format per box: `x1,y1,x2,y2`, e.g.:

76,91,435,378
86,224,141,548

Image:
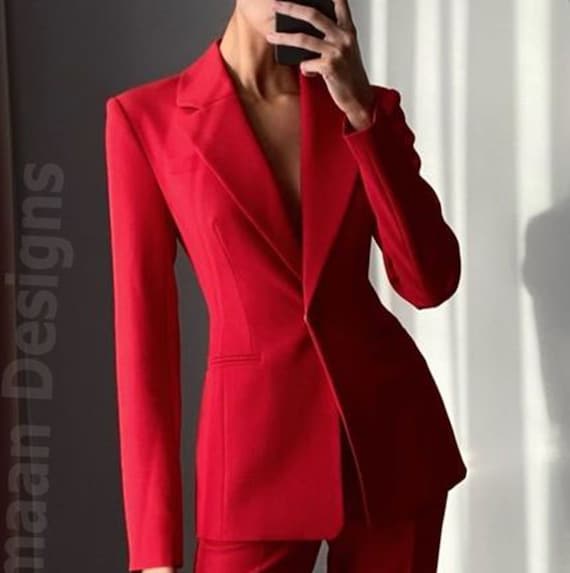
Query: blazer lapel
175,36,359,309
175,37,302,283
298,72,359,309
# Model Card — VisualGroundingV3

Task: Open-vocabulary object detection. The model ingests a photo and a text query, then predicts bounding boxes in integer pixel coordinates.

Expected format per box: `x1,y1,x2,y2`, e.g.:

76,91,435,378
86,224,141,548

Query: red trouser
193,425,448,572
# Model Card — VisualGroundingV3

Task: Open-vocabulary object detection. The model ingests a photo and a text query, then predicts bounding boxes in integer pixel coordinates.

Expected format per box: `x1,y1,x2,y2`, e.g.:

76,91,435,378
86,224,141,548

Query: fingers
332,0,356,32
267,31,337,58
272,0,343,41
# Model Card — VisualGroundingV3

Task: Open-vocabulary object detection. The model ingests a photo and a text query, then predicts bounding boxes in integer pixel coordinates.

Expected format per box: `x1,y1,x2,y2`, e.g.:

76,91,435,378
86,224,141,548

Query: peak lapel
299,72,359,310
175,37,302,283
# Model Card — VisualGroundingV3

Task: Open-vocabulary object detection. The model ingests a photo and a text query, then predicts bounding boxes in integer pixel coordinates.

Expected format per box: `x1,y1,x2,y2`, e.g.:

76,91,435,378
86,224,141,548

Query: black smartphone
274,0,337,66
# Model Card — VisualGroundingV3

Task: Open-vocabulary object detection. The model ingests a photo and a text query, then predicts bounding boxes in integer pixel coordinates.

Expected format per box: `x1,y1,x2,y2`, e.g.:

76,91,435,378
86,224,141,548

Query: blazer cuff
341,91,381,139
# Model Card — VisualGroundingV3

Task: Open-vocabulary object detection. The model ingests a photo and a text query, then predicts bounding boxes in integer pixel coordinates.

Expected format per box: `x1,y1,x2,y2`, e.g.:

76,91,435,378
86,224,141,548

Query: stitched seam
213,220,258,356
195,215,223,357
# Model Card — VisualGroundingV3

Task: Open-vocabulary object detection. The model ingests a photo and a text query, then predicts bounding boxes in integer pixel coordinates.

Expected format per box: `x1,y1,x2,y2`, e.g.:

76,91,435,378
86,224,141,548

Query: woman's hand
142,568,175,573
266,0,376,131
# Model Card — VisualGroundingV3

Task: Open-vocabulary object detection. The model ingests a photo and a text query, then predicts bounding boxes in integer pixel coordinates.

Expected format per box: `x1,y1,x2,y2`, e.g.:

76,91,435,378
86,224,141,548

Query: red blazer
105,35,467,571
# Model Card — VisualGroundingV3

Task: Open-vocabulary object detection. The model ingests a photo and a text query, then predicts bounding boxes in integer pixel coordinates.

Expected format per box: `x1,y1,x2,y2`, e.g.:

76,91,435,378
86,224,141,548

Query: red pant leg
339,420,366,521
326,489,448,573
408,492,448,573
193,537,321,572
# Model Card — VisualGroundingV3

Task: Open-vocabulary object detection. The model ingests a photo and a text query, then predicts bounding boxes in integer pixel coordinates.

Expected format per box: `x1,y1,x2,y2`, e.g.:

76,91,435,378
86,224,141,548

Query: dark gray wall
6,1,230,571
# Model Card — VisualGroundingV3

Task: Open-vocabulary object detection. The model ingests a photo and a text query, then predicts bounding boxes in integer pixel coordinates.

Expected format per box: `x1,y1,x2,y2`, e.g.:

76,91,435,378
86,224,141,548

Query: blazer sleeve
341,87,461,309
104,95,183,571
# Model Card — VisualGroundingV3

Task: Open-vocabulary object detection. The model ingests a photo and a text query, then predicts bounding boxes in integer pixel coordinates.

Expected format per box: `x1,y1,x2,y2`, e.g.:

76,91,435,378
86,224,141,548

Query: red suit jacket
104,35,467,571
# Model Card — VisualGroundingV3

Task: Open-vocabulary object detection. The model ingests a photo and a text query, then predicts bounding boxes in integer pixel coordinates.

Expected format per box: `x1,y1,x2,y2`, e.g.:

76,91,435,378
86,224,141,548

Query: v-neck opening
214,38,304,251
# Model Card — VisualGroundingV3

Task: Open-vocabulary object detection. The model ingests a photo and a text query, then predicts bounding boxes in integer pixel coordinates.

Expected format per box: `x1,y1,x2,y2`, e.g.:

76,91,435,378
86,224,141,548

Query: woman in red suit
104,0,467,571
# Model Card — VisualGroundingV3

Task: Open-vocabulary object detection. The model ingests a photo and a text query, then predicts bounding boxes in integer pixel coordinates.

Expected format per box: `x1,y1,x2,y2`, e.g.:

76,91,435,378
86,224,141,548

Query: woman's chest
241,96,302,233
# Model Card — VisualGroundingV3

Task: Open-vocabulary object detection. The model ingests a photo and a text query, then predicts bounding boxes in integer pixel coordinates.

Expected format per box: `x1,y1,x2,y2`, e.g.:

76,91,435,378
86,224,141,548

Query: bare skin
141,1,374,571
221,14,304,236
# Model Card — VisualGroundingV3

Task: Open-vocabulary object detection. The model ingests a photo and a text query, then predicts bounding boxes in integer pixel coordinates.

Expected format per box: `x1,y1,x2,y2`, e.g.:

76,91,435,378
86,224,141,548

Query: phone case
274,0,337,66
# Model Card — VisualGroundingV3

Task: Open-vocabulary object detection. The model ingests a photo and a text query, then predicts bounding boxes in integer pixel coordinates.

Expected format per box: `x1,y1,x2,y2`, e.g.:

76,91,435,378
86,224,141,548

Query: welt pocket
207,352,262,367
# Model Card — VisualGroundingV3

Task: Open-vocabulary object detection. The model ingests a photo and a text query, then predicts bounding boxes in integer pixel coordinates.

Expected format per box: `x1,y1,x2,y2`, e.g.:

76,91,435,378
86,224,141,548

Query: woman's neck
219,8,299,103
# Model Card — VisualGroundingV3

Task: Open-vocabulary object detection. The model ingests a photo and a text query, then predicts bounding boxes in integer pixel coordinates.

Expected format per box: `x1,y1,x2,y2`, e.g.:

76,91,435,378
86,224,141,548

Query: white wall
350,1,570,572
